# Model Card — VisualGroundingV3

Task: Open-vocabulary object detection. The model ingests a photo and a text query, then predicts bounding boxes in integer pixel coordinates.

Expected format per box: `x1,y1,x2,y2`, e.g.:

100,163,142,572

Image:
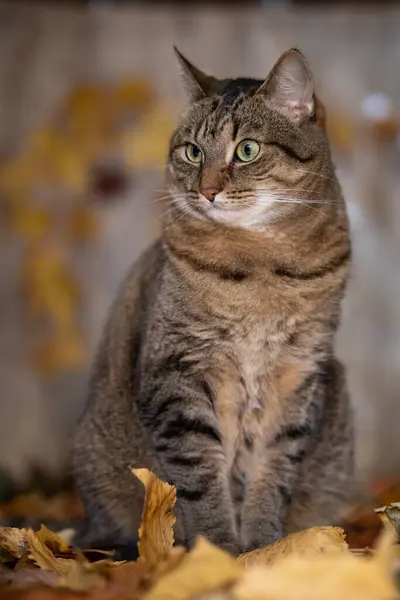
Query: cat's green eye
185,143,202,164
235,140,260,163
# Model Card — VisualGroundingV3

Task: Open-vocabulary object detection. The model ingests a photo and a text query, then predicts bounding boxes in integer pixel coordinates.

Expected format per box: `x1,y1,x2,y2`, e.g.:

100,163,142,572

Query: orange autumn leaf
131,468,177,567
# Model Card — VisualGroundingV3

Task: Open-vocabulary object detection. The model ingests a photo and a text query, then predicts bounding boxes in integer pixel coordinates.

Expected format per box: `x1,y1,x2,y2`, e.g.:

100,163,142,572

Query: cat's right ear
174,47,218,102
258,48,315,124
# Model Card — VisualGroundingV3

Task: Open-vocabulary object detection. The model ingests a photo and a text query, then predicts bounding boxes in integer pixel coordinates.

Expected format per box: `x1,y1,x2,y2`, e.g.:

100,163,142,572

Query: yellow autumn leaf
132,467,177,567
233,528,397,600
57,557,107,592
237,526,348,567
0,527,75,577
145,537,242,600
24,528,74,576
36,524,70,555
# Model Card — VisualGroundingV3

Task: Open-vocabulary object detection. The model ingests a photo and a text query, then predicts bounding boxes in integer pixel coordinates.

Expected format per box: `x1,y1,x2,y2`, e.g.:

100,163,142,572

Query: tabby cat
74,48,353,557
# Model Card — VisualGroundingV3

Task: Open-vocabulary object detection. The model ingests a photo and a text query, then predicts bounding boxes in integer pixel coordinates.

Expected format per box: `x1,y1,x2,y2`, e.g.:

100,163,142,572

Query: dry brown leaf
24,529,74,576
145,537,242,600
58,556,149,597
0,587,135,600
234,559,396,600
0,528,29,558
36,525,69,556
0,588,76,600
153,546,187,581
131,468,177,566
233,526,397,600
4,566,60,589
57,558,106,592
376,503,400,537
105,560,151,600
237,526,348,567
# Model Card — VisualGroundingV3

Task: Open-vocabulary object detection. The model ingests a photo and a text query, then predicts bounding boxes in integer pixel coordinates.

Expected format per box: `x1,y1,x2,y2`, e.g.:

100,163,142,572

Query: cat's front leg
139,374,239,555
240,361,325,552
240,422,313,552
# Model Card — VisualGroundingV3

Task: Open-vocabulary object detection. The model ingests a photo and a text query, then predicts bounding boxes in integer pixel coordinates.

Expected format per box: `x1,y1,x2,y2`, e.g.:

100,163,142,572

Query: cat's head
166,48,336,230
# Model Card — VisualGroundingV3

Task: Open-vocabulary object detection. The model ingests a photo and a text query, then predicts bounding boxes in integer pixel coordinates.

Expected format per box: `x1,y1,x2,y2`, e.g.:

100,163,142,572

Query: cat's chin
206,204,275,231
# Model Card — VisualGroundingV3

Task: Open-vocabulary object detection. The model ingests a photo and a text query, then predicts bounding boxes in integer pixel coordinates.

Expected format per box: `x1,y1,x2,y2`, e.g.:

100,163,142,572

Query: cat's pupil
193,146,200,157
244,144,252,156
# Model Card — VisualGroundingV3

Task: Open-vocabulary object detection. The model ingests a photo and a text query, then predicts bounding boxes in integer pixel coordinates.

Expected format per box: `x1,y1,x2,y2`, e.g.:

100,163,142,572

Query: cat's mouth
200,192,275,229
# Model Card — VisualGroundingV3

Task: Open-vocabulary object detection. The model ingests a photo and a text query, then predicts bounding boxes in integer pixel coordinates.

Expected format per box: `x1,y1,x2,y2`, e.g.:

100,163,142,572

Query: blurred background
0,0,399,500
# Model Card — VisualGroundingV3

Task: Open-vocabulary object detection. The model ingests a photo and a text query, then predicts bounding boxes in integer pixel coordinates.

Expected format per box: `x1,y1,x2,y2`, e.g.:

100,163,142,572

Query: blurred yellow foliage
22,246,79,323
122,104,174,169
34,332,86,373
11,205,52,239
327,114,356,153
68,207,99,240
21,244,85,372
0,157,40,199
0,76,170,374
115,79,152,109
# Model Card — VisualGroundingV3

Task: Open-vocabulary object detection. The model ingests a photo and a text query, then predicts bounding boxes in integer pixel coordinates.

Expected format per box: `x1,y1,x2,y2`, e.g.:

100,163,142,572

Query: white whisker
295,168,340,185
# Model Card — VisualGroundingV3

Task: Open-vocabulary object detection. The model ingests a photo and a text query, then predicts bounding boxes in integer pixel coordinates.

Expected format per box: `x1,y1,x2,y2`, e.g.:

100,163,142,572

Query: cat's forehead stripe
192,92,254,144
195,95,246,142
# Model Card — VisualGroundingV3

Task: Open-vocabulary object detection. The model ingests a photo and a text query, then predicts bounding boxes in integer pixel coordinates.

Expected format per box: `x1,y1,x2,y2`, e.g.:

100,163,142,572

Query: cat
73,47,353,557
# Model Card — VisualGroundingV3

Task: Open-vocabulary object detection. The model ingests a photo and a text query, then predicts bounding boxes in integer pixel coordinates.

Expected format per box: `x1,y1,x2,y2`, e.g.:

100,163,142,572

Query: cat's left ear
258,48,315,124
174,46,219,102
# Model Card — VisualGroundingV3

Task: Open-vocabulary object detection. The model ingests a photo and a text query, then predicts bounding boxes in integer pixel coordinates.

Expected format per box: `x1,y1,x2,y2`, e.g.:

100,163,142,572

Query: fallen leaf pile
0,469,399,599
0,491,84,523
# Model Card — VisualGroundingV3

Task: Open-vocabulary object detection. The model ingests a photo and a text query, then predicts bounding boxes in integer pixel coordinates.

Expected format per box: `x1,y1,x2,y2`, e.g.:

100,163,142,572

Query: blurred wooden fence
0,2,399,483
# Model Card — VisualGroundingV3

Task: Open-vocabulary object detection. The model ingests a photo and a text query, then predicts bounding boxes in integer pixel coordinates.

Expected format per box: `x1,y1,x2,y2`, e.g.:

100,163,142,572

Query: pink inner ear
261,50,315,122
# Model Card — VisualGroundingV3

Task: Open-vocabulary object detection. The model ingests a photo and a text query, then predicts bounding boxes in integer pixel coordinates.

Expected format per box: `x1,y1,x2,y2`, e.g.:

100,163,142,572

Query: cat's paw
240,531,282,554
217,541,241,557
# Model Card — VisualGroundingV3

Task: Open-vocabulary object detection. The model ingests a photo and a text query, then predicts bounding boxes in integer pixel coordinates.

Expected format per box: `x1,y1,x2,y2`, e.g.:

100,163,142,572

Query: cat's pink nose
201,187,220,203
